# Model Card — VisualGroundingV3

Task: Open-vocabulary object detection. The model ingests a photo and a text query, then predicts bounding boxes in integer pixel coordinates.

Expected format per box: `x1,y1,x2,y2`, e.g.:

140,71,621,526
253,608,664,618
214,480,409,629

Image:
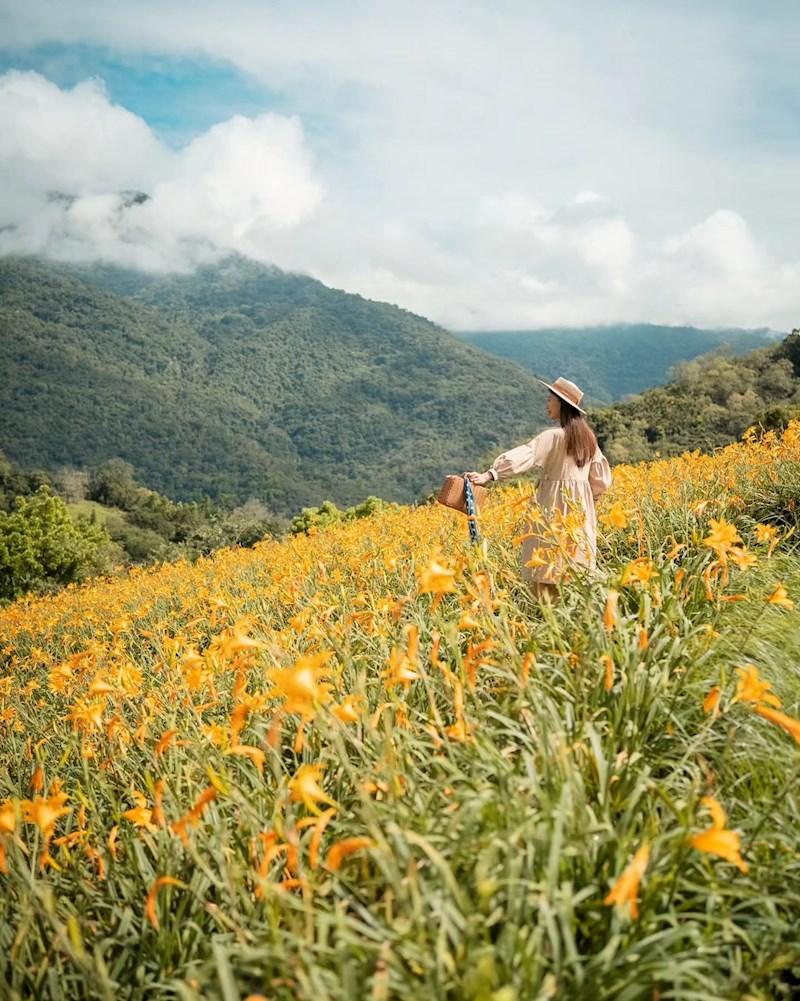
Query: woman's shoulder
537,425,562,441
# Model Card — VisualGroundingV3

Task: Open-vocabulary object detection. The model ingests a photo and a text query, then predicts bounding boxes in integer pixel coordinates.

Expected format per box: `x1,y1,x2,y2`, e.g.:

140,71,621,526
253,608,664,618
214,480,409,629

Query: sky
0,0,798,331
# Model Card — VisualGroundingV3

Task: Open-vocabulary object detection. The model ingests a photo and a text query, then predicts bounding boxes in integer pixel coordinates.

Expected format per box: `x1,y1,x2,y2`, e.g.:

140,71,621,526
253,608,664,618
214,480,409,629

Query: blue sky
0,44,274,144
0,0,798,330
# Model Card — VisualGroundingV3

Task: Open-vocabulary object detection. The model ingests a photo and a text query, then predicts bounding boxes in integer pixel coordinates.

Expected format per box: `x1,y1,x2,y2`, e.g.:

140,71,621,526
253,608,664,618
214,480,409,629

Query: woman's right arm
467,432,547,486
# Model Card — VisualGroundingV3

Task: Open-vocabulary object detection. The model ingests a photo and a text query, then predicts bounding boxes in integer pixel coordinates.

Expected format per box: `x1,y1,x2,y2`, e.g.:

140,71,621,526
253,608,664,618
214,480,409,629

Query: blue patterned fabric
463,477,480,545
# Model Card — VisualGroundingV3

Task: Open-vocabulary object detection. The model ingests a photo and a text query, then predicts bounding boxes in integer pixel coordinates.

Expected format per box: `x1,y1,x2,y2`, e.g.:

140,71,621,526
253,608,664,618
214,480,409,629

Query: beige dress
490,427,612,584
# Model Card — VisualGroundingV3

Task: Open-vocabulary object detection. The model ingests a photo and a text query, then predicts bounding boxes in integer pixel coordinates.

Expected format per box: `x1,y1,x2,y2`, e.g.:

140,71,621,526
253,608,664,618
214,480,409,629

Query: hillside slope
590,332,800,463
1,424,800,997
457,325,780,403
0,256,552,513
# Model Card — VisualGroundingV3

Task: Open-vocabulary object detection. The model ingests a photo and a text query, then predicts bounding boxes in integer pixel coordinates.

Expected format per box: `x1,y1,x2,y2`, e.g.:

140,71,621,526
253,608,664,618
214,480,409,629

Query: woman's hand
464,471,493,488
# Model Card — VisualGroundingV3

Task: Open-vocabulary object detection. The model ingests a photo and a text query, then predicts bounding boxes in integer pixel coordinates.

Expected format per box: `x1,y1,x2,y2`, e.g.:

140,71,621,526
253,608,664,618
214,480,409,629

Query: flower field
2,424,800,1000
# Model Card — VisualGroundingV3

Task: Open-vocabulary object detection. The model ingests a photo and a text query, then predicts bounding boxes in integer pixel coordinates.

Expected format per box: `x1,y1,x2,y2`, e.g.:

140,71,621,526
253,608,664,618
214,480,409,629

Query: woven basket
437,475,487,514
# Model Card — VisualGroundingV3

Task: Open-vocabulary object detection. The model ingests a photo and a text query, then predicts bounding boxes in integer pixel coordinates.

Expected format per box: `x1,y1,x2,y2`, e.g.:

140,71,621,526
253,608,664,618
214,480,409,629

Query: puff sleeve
489,431,551,481
588,452,612,501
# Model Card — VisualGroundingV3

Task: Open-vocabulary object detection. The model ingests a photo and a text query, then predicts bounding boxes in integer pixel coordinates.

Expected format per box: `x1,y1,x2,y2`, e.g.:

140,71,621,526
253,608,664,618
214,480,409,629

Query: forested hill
591,331,800,464
0,255,552,514
457,325,780,403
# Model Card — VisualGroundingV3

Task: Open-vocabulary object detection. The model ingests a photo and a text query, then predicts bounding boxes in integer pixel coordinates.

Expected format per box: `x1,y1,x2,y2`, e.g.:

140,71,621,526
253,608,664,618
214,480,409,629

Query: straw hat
537,376,586,414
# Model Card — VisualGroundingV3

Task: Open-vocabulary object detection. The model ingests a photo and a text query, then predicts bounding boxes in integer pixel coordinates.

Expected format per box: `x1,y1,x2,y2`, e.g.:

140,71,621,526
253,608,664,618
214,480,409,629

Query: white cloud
0,0,798,331
299,199,798,331
0,71,168,194
0,70,324,270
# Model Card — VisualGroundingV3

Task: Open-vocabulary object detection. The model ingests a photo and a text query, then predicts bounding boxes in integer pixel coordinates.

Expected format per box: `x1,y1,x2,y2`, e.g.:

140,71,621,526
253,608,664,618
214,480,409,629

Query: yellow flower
226,744,266,773
22,793,70,835
146,876,183,930
603,590,619,633
418,560,456,595
604,843,650,920
0,799,16,835
703,518,742,560
620,559,658,589
689,796,748,873
288,763,338,814
703,686,721,717
599,654,614,692
754,523,777,542
727,546,757,570
755,705,800,746
266,651,334,719
122,804,154,827
732,665,781,708
330,695,365,723
766,583,794,609
599,502,634,530
326,836,373,871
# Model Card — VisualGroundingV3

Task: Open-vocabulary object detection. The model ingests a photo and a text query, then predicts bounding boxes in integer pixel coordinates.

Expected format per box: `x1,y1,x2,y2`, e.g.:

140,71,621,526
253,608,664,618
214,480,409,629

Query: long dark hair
555,393,598,468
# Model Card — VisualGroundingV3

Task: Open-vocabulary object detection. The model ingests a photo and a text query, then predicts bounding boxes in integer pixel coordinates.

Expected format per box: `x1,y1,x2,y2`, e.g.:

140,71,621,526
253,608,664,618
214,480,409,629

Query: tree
89,459,140,510
0,487,114,602
775,329,800,377
52,466,89,504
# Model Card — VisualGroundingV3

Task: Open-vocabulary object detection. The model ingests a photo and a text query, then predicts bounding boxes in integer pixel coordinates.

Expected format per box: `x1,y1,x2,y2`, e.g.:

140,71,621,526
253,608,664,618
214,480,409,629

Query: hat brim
537,378,587,414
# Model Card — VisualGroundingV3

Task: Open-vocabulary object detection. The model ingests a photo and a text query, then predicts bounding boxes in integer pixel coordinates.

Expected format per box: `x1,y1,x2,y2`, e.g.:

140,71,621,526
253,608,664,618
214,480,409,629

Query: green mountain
590,332,800,464
456,325,781,403
0,255,553,514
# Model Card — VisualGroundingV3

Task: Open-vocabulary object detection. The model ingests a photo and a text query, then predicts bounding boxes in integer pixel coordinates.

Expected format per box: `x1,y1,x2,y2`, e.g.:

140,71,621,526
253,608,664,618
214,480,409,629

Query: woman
467,377,612,601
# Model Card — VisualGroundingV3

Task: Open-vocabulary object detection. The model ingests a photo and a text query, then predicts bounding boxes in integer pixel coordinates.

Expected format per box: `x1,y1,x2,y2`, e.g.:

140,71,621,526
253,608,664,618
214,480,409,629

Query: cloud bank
0,71,324,271
0,38,798,330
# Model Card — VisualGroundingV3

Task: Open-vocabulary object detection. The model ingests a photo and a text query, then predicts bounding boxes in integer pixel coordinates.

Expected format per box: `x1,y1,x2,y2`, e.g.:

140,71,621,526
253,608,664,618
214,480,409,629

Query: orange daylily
703,518,742,560
154,729,179,758
599,502,634,530
22,792,70,836
703,686,721,717
604,843,650,919
288,763,338,814
146,876,184,929
330,695,365,723
122,804,155,827
732,665,781,708
266,651,334,719
171,787,217,844
326,836,374,871
0,799,16,835
753,523,780,556
689,796,748,873
726,546,757,570
227,744,266,772
766,584,794,609
620,559,658,589
599,654,614,692
418,560,456,595
603,590,619,632
382,646,420,689
755,705,800,746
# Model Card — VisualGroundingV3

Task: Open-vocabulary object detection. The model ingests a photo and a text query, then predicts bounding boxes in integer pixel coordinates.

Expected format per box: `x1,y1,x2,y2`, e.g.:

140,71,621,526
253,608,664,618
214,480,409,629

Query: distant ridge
456,325,782,404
